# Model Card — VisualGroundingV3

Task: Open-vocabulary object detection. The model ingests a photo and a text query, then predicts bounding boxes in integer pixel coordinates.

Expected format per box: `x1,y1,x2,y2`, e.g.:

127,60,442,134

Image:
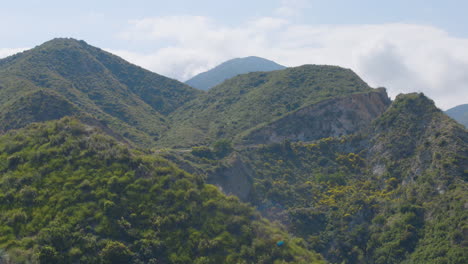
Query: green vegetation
0,118,324,264
0,38,200,146
0,39,388,150
163,94,468,264
1,38,466,264
163,65,375,147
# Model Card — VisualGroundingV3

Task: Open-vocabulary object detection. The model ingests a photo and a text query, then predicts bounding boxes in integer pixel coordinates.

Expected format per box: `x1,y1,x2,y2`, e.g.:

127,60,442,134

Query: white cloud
113,16,468,110
275,0,312,17
114,16,291,81
0,48,28,59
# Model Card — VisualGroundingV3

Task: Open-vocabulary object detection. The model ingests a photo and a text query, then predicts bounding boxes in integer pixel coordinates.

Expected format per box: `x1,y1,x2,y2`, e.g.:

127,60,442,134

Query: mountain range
185,56,286,90
0,38,466,264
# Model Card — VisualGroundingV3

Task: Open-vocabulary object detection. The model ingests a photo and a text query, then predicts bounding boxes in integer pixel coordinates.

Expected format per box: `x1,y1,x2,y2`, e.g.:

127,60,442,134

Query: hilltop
185,56,286,90
163,65,388,147
0,38,200,146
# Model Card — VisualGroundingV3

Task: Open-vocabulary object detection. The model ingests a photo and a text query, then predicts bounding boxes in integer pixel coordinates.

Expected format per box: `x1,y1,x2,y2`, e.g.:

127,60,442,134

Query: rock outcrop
243,88,391,144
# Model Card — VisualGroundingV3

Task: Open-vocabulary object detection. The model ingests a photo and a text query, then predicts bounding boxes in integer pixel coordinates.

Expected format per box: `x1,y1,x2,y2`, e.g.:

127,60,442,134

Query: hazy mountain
0,38,200,146
446,103,468,127
185,56,286,90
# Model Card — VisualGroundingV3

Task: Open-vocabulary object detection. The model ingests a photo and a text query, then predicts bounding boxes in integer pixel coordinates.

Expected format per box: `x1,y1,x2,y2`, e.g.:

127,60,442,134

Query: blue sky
2,0,468,47
1,0,467,109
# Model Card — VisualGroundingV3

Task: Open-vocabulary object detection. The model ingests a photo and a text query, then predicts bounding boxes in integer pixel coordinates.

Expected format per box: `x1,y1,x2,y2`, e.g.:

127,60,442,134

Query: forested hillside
163,65,382,147
0,38,466,264
162,93,468,264
0,118,324,264
0,38,200,146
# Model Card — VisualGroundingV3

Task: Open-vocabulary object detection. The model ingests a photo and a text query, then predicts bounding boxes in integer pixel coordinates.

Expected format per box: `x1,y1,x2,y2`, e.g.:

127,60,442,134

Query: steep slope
161,93,468,264
0,90,77,132
446,104,468,127
0,118,324,264
243,89,390,144
185,56,286,90
162,65,389,147
0,38,200,145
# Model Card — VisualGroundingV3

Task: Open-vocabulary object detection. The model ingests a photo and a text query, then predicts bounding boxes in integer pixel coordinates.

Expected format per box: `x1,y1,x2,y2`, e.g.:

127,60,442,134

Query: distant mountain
446,104,468,127
163,65,389,147
0,38,200,146
185,56,286,90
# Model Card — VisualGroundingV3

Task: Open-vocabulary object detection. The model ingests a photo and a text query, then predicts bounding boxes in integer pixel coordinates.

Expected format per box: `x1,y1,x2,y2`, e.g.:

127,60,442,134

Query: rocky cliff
243,88,391,144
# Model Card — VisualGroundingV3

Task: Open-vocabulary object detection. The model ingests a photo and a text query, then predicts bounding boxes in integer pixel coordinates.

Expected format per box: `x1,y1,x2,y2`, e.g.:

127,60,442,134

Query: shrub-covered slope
185,56,286,90
163,93,468,264
162,65,381,147
0,38,200,146
0,118,324,264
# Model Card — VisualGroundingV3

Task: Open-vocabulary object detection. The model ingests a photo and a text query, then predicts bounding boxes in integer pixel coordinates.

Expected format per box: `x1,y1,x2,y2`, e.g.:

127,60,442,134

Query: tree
100,241,133,264
38,246,60,264
212,139,233,157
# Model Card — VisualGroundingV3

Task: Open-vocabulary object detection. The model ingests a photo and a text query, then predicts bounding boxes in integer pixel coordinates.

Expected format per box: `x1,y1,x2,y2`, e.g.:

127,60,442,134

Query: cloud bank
112,16,468,110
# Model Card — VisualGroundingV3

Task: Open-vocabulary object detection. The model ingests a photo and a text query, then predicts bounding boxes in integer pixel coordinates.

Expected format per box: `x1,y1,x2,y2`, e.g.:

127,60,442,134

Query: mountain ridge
163,64,385,147
0,38,200,146
161,92,468,264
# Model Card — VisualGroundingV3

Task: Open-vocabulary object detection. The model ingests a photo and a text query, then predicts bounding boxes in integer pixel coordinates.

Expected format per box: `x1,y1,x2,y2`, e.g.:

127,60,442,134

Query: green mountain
0,38,200,146
185,56,286,90
162,93,468,264
1,38,466,264
446,104,468,127
0,40,389,150
0,118,324,264
163,65,389,147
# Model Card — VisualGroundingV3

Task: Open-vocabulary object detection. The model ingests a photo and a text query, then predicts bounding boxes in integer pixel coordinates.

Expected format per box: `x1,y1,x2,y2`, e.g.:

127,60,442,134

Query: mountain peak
393,92,440,114
0,38,200,146
185,56,286,90
42,37,86,45
33,38,91,52
229,55,279,63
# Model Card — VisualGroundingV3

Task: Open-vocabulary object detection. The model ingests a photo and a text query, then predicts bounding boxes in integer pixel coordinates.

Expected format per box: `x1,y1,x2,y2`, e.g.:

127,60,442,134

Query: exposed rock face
207,154,254,201
366,93,468,186
243,88,391,144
